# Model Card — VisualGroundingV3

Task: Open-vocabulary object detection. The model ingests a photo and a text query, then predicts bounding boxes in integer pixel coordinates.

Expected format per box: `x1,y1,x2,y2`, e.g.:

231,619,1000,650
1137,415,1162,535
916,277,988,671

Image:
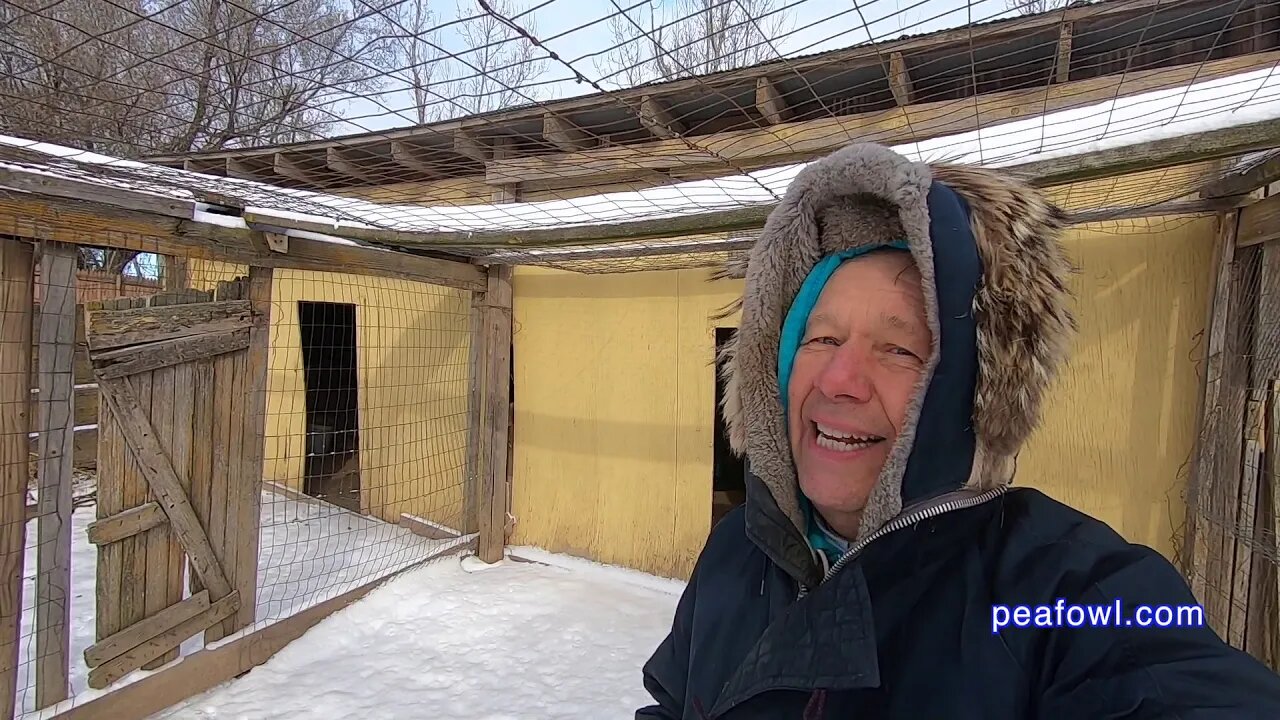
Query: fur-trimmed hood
716,143,1075,546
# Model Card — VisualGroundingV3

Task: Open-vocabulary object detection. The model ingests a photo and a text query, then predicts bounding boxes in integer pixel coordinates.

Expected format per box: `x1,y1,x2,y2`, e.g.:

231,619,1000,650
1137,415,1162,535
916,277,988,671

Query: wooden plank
96,376,233,599
398,513,461,541
477,265,513,563
34,241,76,709
1187,212,1239,606
187,361,214,608
214,350,244,641
94,394,124,647
165,361,195,663
232,267,270,635
0,167,195,221
119,371,150,661
203,353,233,644
86,503,167,546
88,591,239,689
0,237,34,720
91,327,250,380
143,365,176,670
31,345,92,387
47,544,469,720
27,426,96,470
84,590,211,669
485,52,1280,187
86,300,253,352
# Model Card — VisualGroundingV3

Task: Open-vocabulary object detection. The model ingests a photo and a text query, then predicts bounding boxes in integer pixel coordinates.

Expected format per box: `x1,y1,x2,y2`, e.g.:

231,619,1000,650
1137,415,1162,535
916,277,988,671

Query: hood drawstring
802,690,828,720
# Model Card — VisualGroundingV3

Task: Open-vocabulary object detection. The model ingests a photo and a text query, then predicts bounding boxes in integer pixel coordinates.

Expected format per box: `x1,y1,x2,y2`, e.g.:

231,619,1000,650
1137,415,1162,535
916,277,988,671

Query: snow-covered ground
153,549,683,720
15,485,464,717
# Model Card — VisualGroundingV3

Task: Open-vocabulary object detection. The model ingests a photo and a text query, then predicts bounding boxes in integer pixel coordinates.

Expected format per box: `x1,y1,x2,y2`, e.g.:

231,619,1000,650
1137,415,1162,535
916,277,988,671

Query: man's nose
813,342,874,402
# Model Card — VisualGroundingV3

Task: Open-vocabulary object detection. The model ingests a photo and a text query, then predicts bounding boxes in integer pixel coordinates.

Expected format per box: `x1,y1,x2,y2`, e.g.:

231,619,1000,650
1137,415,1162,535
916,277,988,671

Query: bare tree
0,0,395,157
597,0,792,88
1006,0,1068,15
365,0,452,124
447,0,545,116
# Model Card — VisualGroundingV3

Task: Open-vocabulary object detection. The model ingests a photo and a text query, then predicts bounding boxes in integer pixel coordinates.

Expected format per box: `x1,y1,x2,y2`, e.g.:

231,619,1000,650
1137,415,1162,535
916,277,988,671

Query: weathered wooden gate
80,273,270,689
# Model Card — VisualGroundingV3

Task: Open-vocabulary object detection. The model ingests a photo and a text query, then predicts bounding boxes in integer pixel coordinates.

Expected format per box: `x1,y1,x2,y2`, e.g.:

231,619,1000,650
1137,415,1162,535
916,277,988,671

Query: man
637,143,1280,719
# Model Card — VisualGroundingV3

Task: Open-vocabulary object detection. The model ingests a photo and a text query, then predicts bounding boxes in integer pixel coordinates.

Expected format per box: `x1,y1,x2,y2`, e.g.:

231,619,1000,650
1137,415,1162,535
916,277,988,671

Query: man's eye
888,345,921,359
804,336,839,346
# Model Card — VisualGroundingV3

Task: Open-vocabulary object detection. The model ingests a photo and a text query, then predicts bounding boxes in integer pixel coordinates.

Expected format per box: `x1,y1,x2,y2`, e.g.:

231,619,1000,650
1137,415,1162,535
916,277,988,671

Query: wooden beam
0,167,195,221
92,328,250,380
463,300,484,536
486,51,1280,187
86,301,253,352
223,159,259,182
1237,192,1280,248
95,377,232,599
542,114,591,152
271,153,326,185
639,96,685,139
1055,21,1074,83
491,137,520,204
477,265,513,564
49,540,473,720
887,53,914,106
1203,153,1280,199
325,147,384,183
454,131,488,162
754,77,790,125
84,590,209,668
0,237,33,720
0,193,487,291
389,141,441,176
35,241,76,709
86,503,167,546
88,592,239,689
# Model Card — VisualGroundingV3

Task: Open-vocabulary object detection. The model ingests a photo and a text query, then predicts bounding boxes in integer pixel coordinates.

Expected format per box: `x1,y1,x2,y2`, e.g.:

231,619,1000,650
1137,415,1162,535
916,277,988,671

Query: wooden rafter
1056,21,1074,83
272,153,326,185
754,77,790,124
887,53,914,106
1202,152,1280,198
453,131,488,162
639,96,685,139
326,147,384,182
389,141,441,176
543,113,591,151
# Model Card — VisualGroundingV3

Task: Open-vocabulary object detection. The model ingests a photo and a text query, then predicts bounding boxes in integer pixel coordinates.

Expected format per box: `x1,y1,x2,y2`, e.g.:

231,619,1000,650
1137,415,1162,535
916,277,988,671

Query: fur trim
715,144,1075,539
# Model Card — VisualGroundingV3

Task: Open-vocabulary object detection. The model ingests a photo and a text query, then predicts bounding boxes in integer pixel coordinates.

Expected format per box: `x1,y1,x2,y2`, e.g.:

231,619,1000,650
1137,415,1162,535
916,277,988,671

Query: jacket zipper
797,486,1008,598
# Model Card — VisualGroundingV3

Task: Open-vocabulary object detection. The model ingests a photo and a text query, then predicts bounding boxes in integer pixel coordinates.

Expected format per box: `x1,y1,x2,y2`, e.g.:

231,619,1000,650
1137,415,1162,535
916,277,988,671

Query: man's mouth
814,422,885,452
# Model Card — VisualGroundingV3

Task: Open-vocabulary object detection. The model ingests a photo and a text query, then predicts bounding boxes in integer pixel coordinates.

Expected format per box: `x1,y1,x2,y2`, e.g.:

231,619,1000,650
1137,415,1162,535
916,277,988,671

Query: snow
14,484,466,717
153,551,683,720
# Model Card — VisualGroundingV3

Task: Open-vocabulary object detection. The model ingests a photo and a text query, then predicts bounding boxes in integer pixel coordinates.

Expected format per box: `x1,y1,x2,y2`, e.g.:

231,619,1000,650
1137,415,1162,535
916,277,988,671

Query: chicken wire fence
1177,211,1280,671
4,249,480,717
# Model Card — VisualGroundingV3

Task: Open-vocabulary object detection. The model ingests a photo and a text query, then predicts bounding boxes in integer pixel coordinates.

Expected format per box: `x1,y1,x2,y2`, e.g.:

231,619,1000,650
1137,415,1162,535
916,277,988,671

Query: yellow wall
190,260,472,529
511,215,1216,578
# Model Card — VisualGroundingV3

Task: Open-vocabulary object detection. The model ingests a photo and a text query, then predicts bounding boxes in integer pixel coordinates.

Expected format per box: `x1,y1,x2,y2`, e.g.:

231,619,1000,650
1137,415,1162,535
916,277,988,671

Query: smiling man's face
786,250,931,537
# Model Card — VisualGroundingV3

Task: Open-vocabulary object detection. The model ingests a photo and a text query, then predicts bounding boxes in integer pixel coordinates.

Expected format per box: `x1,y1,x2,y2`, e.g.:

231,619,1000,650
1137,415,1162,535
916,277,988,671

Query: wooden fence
1,227,506,720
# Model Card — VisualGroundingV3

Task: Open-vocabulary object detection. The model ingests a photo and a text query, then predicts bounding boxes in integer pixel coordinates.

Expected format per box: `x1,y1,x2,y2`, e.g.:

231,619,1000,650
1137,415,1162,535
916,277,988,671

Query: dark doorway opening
713,327,747,529
299,301,361,512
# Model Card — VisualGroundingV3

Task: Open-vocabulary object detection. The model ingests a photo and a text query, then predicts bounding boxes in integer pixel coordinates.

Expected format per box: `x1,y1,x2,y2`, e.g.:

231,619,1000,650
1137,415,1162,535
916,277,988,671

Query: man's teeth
814,423,882,452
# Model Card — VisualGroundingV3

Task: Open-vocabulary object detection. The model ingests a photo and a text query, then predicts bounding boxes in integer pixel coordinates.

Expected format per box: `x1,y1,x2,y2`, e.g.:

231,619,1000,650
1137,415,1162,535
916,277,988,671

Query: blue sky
328,0,1029,136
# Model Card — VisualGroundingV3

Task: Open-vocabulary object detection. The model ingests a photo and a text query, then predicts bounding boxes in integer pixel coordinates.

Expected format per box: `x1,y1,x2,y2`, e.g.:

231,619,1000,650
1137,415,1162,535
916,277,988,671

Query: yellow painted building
510,215,1217,579
189,261,472,530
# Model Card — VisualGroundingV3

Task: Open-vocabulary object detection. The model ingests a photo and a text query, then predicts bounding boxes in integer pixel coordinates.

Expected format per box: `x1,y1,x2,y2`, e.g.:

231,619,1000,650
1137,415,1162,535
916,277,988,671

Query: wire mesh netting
7,252,479,716
0,0,1278,269
1177,205,1280,671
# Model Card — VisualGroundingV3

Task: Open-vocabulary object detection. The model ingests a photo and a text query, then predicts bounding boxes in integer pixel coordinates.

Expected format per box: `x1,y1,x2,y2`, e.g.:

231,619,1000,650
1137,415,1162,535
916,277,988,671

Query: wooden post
476,265,513,563
0,238,34,719
231,266,271,634
162,256,189,292
35,241,76,708
463,303,484,536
